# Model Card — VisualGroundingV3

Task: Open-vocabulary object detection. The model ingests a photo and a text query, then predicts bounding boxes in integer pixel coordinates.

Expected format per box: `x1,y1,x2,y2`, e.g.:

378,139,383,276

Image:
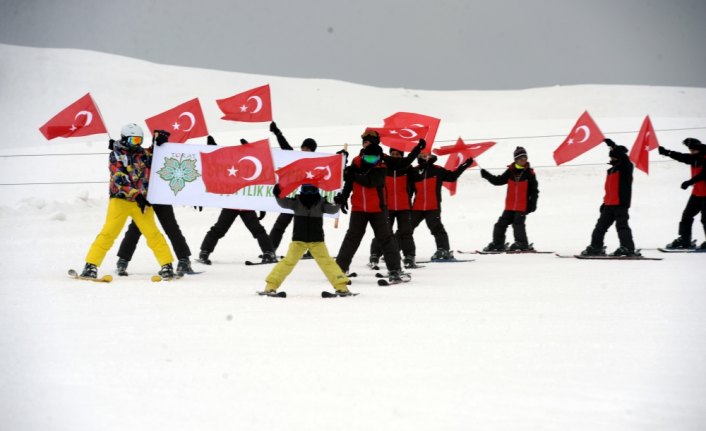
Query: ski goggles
362,154,380,164
126,136,143,146
300,185,319,195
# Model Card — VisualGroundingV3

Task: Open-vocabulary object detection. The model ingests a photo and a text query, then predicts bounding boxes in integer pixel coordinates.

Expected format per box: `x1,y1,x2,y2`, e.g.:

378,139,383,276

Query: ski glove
416,139,427,151
240,138,249,145
269,121,281,135
154,130,170,146
681,180,692,190
108,139,115,150
272,184,281,198
658,146,669,156
334,193,348,214
336,149,349,159
604,138,617,148
207,135,217,146
459,158,473,169
136,195,150,213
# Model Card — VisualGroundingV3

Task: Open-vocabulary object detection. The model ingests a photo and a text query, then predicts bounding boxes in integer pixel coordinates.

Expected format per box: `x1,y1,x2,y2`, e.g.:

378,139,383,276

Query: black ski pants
269,213,294,251
678,195,706,240
492,210,528,245
590,205,635,250
410,209,450,251
336,210,401,273
200,209,274,254
117,204,191,261
370,209,415,258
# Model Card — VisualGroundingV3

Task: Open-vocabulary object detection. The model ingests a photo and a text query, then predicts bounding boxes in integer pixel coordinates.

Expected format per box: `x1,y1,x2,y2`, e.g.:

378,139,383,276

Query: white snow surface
1,43,706,430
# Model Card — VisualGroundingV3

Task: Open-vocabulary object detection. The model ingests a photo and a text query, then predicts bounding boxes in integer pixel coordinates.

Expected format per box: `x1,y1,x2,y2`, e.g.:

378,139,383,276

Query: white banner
147,142,342,216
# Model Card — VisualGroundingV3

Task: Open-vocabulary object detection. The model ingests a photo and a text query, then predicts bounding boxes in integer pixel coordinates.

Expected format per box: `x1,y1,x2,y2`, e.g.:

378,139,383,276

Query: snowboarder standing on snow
78,123,175,279
263,184,352,295
369,140,426,268
267,121,318,257
334,131,408,282
114,129,195,277
581,139,640,257
197,137,277,265
408,151,473,260
658,138,706,249
480,146,539,252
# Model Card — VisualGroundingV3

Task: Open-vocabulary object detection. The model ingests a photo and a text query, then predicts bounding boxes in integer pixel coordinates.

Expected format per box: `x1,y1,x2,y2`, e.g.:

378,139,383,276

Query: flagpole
90,93,113,140
334,143,348,229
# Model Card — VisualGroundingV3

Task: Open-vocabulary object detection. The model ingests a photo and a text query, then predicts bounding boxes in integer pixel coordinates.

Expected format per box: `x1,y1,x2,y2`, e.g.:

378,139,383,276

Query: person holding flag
77,124,175,279
480,146,539,252
262,184,352,296
658,138,706,249
581,139,640,257
409,152,473,260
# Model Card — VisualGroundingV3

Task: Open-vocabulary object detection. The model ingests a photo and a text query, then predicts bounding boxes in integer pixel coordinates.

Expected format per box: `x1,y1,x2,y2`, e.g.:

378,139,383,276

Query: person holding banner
581,139,640,257
197,138,278,265
78,123,175,279
480,146,539,252
658,138,706,249
267,121,318,256
409,152,473,261
114,129,195,277
334,133,409,283
263,184,352,296
369,140,426,269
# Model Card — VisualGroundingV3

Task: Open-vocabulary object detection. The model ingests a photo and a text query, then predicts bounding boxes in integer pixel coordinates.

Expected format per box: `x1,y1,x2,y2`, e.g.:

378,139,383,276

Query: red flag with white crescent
363,126,429,152
217,84,273,123
440,138,495,195
629,115,659,174
553,111,606,165
38,93,108,140
200,139,276,194
145,98,209,143
275,153,344,197
383,112,440,152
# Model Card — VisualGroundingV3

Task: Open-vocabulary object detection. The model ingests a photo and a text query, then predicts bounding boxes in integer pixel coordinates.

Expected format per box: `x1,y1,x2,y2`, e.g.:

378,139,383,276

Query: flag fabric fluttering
438,138,496,195
216,84,272,123
275,154,344,197
629,115,659,174
552,111,606,165
383,112,441,152
200,139,276,194
145,98,209,143
38,93,108,140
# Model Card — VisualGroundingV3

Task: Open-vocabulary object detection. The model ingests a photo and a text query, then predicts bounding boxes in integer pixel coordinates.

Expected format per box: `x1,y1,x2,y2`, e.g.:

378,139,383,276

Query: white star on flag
69,124,77,131
305,171,315,179
228,166,238,176
240,105,248,112
390,130,398,134
172,122,180,130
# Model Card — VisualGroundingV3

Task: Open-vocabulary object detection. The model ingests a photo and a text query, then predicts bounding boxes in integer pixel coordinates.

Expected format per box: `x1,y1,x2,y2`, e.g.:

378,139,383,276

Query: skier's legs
492,211,514,245
678,195,702,241
116,219,142,261
265,241,307,290
335,212,369,273
154,204,191,259
511,211,529,244
424,210,450,250
130,205,174,266
241,210,275,253
590,206,616,247
269,213,294,251
395,210,416,257
370,210,396,257
85,198,132,266
370,211,402,271
200,209,237,253
309,241,350,289
614,207,635,250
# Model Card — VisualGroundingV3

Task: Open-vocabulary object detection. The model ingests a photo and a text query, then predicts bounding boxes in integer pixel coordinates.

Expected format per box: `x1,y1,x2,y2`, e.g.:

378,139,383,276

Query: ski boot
699,241,706,250
368,254,380,269
431,249,454,260
388,269,411,283
176,258,193,276
334,284,353,296
261,251,278,264
80,263,98,279
403,255,420,269
612,246,641,257
159,263,175,279
581,245,606,256
483,242,507,252
197,251,212,265
116,258,129,276
509,242,533,251
665,237,695,249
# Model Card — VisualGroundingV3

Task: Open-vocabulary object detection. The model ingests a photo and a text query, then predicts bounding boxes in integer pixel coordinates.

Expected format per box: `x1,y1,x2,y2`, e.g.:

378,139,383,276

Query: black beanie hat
301,138,317,151
390,147,404,157
683,138,702,149
514,146,527,160
361,130,381,146
609,145,628,158
363,143,383,157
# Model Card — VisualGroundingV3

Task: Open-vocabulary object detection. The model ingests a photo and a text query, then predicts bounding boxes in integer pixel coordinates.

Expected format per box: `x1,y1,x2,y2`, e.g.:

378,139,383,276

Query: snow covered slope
1,44,705,431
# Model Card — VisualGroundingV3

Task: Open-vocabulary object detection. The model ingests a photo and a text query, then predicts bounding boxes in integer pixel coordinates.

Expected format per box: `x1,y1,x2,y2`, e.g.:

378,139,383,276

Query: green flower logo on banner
157,154,201,195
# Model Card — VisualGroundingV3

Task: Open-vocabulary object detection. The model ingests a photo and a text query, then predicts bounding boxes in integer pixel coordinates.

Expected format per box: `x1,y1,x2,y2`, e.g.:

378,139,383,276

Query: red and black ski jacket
381,146,423,211
481,163,539,212
603,150,633,207
662,148,706,197
409,157,469,211
340,156,388,213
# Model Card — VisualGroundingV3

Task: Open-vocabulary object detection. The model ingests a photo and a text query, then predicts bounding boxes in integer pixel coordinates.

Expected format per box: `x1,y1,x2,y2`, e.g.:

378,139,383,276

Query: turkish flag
200,139,276,194
440,138,496,195
145,98,209,143
553,111,606,165
629,116,659,174
275,153,344,197
38,93,108,140
216,84,272,122
363,126,429,152
383,112,441,152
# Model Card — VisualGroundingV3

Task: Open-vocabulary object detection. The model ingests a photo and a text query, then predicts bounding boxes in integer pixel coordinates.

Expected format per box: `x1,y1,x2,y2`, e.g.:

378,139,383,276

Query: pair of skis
257,290,359,298
68,269,191,283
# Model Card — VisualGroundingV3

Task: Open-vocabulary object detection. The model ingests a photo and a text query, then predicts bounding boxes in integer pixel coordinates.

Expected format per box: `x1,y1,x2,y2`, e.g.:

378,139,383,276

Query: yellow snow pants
85,198,173,266
265,241,349,292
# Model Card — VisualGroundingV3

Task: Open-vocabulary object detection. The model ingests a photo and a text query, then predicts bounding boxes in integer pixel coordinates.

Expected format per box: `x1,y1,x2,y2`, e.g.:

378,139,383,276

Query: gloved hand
604,138,616,148
272,184,281,198
240,138,249,145
207,135,217,146
658,146,669,156
108,139,115,150
460,158,473,169
336,149,349,158
258,211,266,220
154,130,170,146
334,193,348,214
480,168,490,178
269,121,281,135
343,166,353,183
135,194,150,213
681,181,691,190
416,139,427,151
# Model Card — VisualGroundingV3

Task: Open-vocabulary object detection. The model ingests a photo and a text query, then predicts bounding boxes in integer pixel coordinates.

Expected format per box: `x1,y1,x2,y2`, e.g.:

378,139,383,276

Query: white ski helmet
120,123,144,139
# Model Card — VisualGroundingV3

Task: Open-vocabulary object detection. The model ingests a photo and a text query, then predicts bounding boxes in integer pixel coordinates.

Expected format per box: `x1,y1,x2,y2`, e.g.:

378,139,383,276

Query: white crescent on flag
573,125,591,144
74,110,93,127
178,112,196,132
247,96,263,114
314,165,332,180
398,128,418,139
239,156,263,180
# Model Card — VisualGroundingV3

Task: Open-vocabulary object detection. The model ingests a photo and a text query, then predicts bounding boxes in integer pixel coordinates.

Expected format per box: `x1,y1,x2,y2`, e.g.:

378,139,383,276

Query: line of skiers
76,123,706,287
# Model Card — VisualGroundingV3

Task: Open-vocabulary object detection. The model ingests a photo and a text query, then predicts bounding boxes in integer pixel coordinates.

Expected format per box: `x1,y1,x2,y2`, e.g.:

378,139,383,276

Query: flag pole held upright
334,143,348,229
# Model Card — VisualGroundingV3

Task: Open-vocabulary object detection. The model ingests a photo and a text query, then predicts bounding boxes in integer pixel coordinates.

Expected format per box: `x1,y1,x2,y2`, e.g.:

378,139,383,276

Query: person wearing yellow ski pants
86,198,173,266
265,241,349,292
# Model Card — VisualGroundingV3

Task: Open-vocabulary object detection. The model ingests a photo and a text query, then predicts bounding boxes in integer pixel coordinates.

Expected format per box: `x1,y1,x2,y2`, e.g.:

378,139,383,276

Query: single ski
68,269,113,283
657,247,706,253
404,263,425,269
257,290,287,298
474,250,554,255
555,253,662,261
245,260,278,266
374,272,411,279
416,258,475,264
321,291,359,298
377,278,411,286
151,274,183,282
347,272,358,278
